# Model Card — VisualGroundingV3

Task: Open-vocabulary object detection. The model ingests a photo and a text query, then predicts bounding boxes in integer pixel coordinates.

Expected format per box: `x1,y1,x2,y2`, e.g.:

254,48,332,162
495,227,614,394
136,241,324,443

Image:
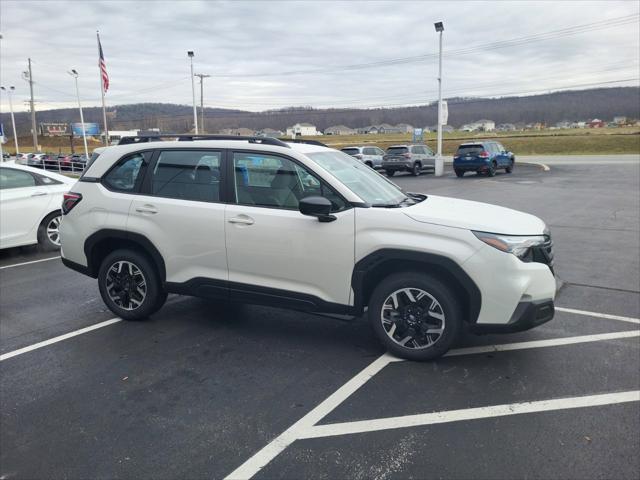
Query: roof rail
117,134,291,148
280,138,328,147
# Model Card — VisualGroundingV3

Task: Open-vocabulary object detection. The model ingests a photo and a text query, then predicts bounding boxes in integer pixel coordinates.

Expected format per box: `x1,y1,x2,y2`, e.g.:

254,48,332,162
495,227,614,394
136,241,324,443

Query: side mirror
299,196,336,223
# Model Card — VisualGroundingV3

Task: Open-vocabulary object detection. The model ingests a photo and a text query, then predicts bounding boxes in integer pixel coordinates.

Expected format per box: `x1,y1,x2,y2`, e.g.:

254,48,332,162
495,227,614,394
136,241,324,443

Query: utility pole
434,22,445,177
187,51,198,134
25,59,38,151
68,69,89,159
194,73,210,133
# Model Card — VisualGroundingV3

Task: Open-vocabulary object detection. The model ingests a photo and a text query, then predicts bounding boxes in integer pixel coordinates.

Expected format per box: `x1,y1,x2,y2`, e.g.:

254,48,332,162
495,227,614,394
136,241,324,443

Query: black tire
505,159,514,173
386,170,395,177
365,161,373,168
412,163,421,176
98,249,165,320
368,272,463,361
487,161,497,177
455,169,464,178
37,211,62,251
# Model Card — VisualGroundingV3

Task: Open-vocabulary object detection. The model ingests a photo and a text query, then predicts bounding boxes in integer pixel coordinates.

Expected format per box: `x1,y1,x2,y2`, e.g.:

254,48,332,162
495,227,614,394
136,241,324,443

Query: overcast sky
1,0,638,113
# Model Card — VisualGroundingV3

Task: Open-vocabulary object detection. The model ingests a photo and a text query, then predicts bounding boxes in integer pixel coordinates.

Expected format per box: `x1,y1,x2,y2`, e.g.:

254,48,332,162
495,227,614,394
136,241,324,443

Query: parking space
1,158,638,479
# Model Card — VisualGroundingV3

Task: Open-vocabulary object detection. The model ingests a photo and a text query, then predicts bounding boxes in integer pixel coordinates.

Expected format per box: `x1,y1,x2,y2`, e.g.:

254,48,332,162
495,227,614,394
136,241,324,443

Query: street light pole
68,70,89,160
1,86,19,155
434,21,444,177
188,51,198,134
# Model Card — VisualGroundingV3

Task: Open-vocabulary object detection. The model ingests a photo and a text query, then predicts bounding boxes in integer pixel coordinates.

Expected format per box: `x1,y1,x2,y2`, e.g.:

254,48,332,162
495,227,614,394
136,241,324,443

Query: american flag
98,34,109,93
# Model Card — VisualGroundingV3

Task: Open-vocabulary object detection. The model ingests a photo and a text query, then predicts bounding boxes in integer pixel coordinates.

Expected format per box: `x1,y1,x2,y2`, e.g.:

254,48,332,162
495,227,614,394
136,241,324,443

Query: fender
83,229,166,281
351,248,482,323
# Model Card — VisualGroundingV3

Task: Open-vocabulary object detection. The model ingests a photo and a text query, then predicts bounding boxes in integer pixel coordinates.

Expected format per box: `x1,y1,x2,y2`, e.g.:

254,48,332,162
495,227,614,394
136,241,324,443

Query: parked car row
342,141,515,178
341,144,436,177
16,152,88,172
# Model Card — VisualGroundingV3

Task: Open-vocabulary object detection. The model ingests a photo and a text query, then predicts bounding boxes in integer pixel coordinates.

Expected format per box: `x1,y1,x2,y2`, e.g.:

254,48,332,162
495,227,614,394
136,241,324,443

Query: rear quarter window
341,148,361,156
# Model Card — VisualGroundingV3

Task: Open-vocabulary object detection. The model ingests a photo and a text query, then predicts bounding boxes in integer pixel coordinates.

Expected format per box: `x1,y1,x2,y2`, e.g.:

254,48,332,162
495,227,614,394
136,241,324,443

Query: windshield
306,150,407,206
457,145,484,155
386,147,408,155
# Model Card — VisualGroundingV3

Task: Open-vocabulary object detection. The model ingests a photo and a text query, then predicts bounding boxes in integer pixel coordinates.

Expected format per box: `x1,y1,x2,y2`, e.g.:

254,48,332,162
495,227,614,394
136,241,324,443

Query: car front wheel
98,249,166,320
505,160,514,173
455,169,464,178
386,170,395,177
368,272,462,361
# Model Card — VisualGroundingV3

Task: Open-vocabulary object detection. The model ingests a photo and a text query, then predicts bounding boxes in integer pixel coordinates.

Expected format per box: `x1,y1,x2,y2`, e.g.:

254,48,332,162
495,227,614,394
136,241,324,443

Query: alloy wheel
105,261,147,311
46,215,62,246
380,287,446,349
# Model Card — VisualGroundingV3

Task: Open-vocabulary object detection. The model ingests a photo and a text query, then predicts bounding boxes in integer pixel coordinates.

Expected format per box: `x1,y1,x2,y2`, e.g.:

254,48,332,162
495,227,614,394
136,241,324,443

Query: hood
403,194,546,235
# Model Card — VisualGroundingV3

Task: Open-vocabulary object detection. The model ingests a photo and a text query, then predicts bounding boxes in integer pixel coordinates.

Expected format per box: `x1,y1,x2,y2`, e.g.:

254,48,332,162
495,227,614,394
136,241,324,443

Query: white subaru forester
60,136,556,361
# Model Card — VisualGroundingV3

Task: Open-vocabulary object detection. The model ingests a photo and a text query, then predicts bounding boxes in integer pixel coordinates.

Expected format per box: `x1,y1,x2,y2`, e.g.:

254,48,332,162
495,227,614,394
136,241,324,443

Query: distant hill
2,87,638,136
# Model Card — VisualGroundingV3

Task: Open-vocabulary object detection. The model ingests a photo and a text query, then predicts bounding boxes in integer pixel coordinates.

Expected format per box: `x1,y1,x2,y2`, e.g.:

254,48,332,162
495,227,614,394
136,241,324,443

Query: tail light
62,192,82,214
479,151,490,158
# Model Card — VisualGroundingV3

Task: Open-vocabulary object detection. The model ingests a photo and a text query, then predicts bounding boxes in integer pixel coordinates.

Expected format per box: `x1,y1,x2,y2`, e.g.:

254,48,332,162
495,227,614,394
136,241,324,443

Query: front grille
531,237,554,274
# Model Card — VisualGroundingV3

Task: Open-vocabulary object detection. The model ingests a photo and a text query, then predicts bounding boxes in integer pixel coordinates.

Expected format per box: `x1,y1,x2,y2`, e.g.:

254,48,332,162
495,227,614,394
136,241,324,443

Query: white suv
60,136,556,361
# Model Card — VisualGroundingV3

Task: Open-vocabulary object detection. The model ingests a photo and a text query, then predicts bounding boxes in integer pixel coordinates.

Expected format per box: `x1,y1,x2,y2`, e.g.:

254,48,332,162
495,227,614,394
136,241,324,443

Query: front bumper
471,299,555,333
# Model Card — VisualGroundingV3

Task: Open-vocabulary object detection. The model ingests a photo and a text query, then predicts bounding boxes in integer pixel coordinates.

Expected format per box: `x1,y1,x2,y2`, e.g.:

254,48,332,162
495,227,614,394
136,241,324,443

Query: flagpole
97,31,109,146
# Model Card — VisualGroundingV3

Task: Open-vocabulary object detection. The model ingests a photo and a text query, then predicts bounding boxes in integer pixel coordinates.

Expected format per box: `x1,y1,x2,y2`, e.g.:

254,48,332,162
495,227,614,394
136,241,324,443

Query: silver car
340,146,385,169
382,144,436,177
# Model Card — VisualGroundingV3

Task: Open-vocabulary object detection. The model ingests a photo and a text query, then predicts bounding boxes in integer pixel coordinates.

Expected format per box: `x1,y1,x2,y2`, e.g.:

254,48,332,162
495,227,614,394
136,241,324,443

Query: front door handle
31,191,47,197
135,205,158,214
228,215,254,225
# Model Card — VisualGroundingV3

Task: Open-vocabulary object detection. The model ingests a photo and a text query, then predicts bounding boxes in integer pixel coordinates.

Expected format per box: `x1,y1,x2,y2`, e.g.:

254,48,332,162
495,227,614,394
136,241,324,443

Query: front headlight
473,231,548,259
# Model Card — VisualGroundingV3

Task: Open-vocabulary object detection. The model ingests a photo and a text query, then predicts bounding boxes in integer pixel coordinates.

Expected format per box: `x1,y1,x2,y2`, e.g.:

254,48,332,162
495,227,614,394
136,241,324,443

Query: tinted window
456,145,485,155
386,147,408,155
34,173,62,185
233,152,346,211
496,143,505,152
0,168,36,189
363,148,376,155
103,153,146,192
341,148,360,156
151,150,221,202
411,146,424,154
424,146,434,155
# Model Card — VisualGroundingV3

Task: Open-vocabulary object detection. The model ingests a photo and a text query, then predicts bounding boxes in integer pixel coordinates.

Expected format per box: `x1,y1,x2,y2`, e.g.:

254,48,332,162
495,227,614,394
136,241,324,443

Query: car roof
0,161,76,184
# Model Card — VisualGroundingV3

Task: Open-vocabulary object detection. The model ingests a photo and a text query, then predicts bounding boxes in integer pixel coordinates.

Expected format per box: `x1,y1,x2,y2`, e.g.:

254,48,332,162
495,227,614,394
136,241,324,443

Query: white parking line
0,318,122,361
302,390,640,439
0,256,61,270
556,306,640,325
224,329,640,479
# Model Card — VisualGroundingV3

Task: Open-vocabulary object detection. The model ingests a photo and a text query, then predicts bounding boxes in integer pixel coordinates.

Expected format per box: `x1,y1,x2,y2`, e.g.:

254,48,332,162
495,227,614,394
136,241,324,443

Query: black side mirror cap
299,196,336,222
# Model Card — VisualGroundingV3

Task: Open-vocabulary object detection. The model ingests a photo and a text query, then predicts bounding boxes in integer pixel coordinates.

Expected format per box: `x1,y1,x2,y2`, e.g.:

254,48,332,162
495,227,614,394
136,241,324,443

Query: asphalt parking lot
1,156,639,479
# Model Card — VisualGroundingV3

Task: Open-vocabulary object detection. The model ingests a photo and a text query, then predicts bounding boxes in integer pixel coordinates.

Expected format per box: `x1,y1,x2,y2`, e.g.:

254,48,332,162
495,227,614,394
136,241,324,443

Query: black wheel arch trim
351,249,482,323
83,229,166,281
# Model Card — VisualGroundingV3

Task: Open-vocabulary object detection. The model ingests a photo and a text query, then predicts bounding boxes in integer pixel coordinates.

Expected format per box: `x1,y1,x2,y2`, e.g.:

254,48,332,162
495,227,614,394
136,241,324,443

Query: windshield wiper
372,196,415,208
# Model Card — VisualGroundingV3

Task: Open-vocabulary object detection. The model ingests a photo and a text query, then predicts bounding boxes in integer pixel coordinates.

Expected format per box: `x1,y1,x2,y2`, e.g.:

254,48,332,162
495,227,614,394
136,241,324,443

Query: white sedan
0,162,76,250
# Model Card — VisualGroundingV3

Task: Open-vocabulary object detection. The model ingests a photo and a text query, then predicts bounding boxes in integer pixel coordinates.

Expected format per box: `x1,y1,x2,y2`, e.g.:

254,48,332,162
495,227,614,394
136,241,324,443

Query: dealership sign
72,122,101,136
40,123,70,136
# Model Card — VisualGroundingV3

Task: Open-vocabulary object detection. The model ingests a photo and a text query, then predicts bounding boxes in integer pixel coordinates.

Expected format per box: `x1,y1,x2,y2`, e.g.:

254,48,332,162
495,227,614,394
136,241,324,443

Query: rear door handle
31,191,47,197
135,205,158,214
228,215,254,225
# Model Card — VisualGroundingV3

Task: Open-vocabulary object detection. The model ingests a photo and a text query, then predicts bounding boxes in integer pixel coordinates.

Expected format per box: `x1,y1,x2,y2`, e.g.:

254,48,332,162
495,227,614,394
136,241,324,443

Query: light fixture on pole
188,51,198,134
68,69,89,161
1,85,19,155
434,21,444,177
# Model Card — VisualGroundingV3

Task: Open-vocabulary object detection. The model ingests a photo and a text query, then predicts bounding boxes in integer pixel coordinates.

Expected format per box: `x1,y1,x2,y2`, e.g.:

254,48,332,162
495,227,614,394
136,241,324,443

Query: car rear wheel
412,163,421,176
365,161,373,168
37,212,62,251
386,170,395,177
505,160,514,173
487,161,497,177
455,169,464,178
368,272,462,361
98,249,166,320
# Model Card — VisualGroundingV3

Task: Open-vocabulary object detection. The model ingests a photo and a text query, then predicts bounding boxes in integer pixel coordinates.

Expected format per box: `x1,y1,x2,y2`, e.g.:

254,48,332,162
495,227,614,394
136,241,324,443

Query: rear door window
341,148,360,156
150,150,221,203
